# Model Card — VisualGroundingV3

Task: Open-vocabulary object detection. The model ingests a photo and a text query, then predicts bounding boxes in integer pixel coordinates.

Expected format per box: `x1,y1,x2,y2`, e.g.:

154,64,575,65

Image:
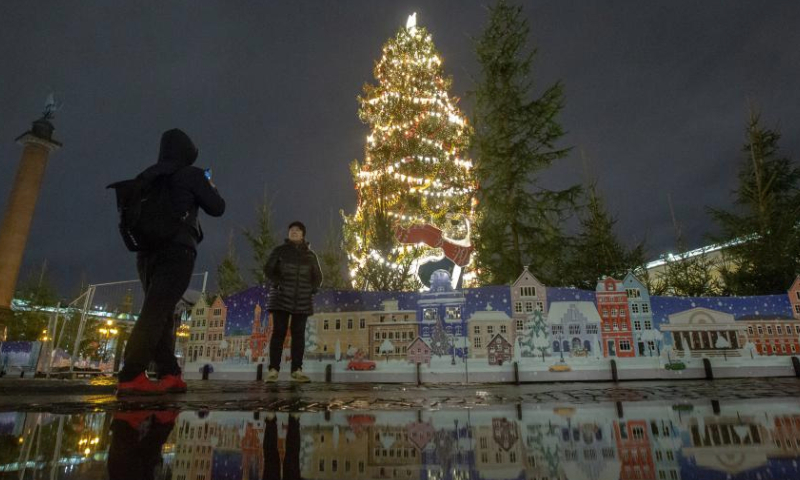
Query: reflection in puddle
2,399,800,479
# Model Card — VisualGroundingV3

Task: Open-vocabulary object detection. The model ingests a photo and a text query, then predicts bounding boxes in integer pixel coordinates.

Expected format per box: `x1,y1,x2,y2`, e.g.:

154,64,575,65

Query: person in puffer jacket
263,221,322,382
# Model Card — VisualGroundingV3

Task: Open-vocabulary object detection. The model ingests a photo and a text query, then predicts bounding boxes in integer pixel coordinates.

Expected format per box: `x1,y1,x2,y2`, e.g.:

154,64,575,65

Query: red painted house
790,276,800,320
742,315,800,356
596,277,635,358
487,334,513,366
614,420,655,480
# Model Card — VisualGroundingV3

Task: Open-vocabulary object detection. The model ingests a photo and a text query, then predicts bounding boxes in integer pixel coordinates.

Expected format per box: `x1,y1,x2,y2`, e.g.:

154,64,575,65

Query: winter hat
288,221,306,237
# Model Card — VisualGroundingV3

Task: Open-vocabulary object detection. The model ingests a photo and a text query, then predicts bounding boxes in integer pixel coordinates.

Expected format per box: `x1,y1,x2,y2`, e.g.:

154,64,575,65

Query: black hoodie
138,129,225,250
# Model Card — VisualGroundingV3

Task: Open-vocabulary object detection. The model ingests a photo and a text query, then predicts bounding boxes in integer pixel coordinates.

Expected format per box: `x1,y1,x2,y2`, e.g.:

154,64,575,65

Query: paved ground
1,376,799,413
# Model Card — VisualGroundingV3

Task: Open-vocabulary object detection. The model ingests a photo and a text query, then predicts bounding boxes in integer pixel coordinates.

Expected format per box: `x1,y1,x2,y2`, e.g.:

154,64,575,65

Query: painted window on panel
520,286,536,297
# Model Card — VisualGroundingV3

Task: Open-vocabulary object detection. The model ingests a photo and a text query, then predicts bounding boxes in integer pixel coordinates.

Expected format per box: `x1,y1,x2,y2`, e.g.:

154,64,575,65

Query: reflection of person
117,129,225,395
263,414,302,480
107,411,177,480
263,222,322,383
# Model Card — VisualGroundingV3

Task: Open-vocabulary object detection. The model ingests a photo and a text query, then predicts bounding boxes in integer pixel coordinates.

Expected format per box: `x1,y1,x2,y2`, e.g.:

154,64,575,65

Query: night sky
1,1,799,296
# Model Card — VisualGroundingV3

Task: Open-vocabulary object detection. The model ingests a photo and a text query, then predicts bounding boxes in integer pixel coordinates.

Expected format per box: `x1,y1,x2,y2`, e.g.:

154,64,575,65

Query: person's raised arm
192,168,225,217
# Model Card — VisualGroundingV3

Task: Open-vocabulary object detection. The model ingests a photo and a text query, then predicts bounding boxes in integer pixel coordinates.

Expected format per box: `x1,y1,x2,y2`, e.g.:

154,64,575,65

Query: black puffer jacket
264,240,323,315
137,129,225,250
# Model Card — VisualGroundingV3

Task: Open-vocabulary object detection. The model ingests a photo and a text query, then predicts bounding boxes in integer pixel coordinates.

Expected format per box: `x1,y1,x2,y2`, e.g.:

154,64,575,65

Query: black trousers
268,310,307,372
120,244,196,382
263,415,301,480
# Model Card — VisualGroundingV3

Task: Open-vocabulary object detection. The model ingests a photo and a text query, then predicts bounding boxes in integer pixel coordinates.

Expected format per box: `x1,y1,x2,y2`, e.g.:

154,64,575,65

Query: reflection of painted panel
0,341,40,370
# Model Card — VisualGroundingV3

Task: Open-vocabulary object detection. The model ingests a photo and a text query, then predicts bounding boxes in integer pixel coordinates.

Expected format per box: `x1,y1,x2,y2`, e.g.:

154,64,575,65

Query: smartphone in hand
204,168,212,180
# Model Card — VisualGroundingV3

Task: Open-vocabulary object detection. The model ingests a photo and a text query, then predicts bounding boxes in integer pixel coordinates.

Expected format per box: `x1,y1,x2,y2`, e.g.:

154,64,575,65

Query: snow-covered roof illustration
663,307,744,331
488,333,511,346
512,265,545,288
622,271,645,290
408,337,431,350
547,302,601,325
595,276,623,292
469,306,511,322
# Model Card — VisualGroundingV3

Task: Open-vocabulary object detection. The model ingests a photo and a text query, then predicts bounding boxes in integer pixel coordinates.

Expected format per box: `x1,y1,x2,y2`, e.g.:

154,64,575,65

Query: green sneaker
290,370,310,383
265,368,279,383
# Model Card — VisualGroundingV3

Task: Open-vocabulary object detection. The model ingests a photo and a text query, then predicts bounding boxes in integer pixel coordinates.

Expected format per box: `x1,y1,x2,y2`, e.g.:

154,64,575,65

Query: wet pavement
1,377,800,413
2,377,800,479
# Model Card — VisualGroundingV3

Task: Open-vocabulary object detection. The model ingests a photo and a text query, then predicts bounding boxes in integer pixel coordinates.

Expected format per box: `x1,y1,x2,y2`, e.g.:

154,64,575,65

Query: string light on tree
343,13,477,291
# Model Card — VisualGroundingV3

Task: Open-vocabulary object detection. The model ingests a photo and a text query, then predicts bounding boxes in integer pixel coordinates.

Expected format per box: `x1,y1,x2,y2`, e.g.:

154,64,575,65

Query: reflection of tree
526,423,561,478
432,429,456,471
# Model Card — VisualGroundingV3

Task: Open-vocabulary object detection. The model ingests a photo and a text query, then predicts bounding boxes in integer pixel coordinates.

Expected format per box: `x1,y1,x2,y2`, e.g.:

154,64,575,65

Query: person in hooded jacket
263,221,322,382
117,128,225,395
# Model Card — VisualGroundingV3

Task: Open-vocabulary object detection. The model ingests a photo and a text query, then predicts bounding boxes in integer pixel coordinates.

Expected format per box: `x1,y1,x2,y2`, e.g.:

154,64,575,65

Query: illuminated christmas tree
343,13,476,291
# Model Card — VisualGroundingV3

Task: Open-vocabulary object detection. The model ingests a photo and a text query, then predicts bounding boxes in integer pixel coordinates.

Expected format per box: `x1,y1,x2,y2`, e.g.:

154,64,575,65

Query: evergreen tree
472,0,580,286
708,109,800,295
318,214,350,290
649,242,722,297
8,260,59,341
645,195,721,297
343,13,476,291
429,319,452,357
243,192,277,286
517,310,550,360
217,233,247,297
566,183,647,289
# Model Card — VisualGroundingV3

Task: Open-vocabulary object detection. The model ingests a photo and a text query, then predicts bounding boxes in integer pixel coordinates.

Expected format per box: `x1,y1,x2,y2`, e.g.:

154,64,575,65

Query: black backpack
107,174,183,251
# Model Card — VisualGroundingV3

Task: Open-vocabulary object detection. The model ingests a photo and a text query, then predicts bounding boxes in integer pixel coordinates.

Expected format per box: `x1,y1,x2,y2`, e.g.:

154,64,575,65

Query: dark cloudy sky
1,1,799,297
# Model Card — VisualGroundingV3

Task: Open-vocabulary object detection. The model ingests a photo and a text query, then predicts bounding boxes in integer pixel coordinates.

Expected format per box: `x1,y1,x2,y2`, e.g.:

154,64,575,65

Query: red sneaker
158,374,187,393
116,373,165,396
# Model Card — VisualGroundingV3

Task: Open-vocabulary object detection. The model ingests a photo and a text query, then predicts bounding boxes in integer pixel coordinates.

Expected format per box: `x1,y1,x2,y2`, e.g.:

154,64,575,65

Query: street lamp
98,320,118,362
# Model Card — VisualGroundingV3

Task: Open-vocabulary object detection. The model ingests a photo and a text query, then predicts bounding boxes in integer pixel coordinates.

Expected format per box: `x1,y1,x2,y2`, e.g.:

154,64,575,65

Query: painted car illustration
347,359,377,371
664,361,686,370
548,363,572,372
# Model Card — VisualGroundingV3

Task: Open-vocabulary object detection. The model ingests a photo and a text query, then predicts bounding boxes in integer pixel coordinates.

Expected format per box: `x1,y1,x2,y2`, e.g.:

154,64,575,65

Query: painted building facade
622,272,659,356
417,270,467,343
742,315,800,355
790,276,800,320
248,304,269,362
510,266,547,336
406,337,432,366
596,277,634,358
661,307,746,357
205,296,228,361
547,302,602,358
468,308,513,359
